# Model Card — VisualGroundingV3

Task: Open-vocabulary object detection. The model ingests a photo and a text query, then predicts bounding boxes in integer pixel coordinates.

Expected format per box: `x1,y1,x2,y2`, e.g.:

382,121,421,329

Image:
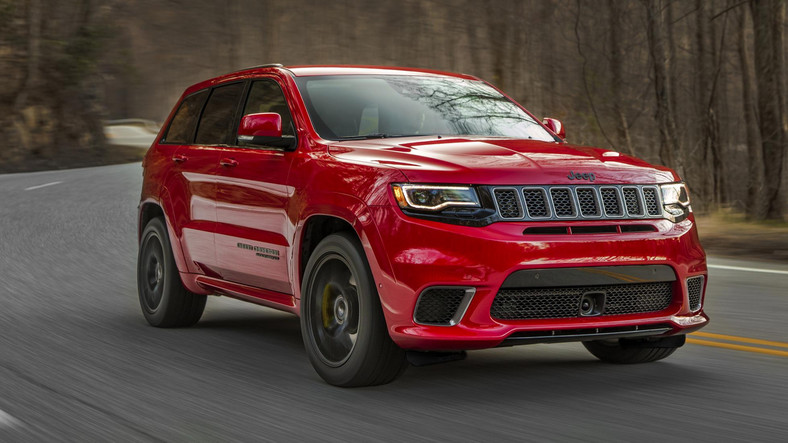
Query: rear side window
163,89,208,144
195,82,245,145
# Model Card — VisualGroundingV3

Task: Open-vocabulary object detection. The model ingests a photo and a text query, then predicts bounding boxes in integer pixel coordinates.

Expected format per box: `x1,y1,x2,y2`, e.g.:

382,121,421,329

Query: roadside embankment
696,212,788,261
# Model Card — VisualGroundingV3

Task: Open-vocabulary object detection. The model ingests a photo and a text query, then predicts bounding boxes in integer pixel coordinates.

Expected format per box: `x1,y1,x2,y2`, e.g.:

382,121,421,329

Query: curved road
1,163,787,441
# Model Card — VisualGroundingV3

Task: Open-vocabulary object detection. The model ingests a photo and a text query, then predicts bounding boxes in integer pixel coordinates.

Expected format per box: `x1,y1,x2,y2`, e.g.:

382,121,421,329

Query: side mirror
542,117,566,140
238,113,295,149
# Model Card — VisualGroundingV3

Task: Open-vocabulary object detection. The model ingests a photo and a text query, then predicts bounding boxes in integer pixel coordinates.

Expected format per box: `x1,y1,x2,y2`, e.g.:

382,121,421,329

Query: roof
181,65,480,97
284,65,479,80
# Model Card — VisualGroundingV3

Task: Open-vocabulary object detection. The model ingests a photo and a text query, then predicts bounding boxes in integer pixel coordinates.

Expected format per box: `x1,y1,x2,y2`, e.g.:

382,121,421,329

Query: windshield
293,75,556,142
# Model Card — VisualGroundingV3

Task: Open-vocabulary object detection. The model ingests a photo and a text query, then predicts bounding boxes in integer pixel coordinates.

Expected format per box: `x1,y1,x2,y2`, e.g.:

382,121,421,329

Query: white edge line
0,409,22,428
708,264,788,275
24,181,63,191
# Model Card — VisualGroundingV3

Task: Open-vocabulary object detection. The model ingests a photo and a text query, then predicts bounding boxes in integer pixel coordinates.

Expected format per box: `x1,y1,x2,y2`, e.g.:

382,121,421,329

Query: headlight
660,183,691,223
392,184,480,211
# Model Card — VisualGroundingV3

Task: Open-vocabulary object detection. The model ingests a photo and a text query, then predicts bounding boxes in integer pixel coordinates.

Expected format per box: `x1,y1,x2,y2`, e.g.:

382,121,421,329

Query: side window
242,80,295,138
195,82,245,145
163,89,208,144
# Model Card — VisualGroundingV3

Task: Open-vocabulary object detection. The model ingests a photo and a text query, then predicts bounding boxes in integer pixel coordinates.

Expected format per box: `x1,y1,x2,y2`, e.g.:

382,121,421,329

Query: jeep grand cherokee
137,64,708,386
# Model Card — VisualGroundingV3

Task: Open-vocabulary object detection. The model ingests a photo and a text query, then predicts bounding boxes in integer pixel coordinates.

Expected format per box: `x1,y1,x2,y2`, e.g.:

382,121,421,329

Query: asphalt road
1,163,787,441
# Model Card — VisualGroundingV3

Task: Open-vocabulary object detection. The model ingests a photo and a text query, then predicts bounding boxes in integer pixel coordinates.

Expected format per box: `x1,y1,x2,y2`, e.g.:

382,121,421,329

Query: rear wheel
301,233,407,387
583,335,685,364
137,217,206,327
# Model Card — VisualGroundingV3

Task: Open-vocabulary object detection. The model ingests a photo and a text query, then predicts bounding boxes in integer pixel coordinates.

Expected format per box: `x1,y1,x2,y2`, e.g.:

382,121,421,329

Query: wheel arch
138,196,190,275
295,201,396,305
138,201,165,241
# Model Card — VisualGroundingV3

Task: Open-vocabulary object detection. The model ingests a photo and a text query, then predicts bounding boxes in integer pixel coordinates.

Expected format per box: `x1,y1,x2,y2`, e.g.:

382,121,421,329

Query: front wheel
300,233,407,387
583,335,685,364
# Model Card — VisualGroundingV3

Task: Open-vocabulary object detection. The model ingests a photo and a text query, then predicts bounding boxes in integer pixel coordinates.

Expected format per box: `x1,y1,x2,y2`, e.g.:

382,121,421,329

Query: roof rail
239,63,284,70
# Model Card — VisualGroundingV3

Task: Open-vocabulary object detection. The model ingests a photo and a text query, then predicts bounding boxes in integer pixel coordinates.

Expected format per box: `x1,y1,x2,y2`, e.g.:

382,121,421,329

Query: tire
300,232,408,387
583,335,684,364
137,217,206,327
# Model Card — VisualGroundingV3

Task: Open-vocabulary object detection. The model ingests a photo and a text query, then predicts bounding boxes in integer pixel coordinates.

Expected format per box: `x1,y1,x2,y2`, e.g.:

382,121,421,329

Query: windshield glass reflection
294,75,555,142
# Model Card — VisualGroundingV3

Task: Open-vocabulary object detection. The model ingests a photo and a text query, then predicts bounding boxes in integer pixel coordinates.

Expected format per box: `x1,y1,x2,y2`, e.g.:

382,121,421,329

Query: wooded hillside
1,0,786,218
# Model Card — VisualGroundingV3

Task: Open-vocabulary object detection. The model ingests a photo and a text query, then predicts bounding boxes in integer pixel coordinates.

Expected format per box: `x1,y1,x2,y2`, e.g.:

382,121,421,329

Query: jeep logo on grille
567,171,596,182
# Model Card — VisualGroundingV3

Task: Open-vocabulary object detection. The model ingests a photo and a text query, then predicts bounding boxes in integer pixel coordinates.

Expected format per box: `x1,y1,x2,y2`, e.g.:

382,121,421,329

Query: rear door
156,89,216,275
177,82,246,276
213,78,297,294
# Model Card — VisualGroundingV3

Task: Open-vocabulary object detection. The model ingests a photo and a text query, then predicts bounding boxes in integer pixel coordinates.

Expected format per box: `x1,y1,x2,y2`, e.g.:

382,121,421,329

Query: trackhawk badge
567,170,596,182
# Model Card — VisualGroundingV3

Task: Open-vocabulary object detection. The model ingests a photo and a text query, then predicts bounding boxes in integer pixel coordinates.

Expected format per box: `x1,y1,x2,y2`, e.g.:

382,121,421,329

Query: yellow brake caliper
322,285,333,328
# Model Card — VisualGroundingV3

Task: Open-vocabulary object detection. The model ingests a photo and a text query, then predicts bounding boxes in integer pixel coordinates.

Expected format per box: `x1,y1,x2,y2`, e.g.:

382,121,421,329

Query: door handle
220,158,238,168
172,154,188,163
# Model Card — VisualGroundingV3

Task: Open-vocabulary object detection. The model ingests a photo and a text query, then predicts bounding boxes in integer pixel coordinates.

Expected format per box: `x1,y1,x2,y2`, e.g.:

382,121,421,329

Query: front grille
491,185,662,221
643,188,661,215
491,282,673,320
493,188,522,219
623,187,644,215
523,188,549,218
550,188,576,217
576,188,600,216
687,276,704,311
601,187,623,216
414,287,473,325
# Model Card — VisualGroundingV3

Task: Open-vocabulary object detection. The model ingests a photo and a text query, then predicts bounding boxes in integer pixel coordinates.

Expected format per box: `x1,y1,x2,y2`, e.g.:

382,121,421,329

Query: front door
213,79,297,294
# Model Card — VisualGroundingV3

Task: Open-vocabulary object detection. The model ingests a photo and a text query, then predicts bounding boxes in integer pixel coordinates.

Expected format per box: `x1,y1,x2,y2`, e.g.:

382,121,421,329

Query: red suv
138,64,708,386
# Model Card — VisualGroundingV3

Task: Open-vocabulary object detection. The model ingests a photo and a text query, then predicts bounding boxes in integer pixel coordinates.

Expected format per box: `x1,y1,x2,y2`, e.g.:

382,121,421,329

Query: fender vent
414,287,475,326
687,276,704,311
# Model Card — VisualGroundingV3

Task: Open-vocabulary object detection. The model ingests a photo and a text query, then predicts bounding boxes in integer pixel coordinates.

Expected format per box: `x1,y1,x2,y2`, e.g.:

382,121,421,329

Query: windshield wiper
335,133,442,141
336,133,392,140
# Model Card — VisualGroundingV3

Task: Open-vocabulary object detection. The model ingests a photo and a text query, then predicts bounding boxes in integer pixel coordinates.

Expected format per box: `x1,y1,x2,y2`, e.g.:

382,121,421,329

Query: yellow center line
692,331,788,349
686,338,788,358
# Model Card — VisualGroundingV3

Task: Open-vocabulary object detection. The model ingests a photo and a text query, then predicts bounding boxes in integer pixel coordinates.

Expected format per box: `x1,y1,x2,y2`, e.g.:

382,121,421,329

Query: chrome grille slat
575,187,601,217
491,185,664,221
601,187,623,217
549,188,576,217
622,187,644,216
522,188,550,218
493,188,523,219
643,187,661,216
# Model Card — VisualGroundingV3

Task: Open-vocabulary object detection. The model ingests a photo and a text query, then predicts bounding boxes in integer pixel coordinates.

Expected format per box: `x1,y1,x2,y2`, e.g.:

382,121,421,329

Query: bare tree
737,4,764,218
751,0,786,220
608,0,635,155
643,0,681,172
0,0,783,219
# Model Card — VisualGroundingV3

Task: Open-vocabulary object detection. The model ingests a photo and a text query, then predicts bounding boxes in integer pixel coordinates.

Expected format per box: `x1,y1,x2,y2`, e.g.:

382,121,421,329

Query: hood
328,136,677,185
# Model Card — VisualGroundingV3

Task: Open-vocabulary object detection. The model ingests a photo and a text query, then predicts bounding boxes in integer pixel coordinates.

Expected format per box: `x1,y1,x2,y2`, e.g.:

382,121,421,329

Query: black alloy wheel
301,232,407,387
137,217,206,327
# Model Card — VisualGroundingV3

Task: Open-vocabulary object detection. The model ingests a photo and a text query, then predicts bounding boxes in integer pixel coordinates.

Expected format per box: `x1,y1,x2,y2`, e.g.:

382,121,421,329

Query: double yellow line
688,332,788,358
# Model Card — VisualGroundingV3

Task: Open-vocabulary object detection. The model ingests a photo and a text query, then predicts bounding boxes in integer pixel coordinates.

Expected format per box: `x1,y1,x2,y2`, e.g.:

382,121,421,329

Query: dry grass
695,209,788,261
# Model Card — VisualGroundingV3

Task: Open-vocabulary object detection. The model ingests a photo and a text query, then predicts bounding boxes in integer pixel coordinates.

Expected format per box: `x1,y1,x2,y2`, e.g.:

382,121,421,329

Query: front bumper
368,206,709,351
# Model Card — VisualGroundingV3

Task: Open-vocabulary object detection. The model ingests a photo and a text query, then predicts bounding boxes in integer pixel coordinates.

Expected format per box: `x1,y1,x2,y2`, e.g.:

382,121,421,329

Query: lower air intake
687,276,704,311
414,287,474,326
491,282,673,320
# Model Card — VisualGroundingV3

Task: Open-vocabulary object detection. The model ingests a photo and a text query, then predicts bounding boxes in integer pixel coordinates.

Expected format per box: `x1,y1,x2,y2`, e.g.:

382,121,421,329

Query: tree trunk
694,0,724,208
738,5,764,218
751,0,786,220
644,0,681,173
774,0,788,213
608,0,635,155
